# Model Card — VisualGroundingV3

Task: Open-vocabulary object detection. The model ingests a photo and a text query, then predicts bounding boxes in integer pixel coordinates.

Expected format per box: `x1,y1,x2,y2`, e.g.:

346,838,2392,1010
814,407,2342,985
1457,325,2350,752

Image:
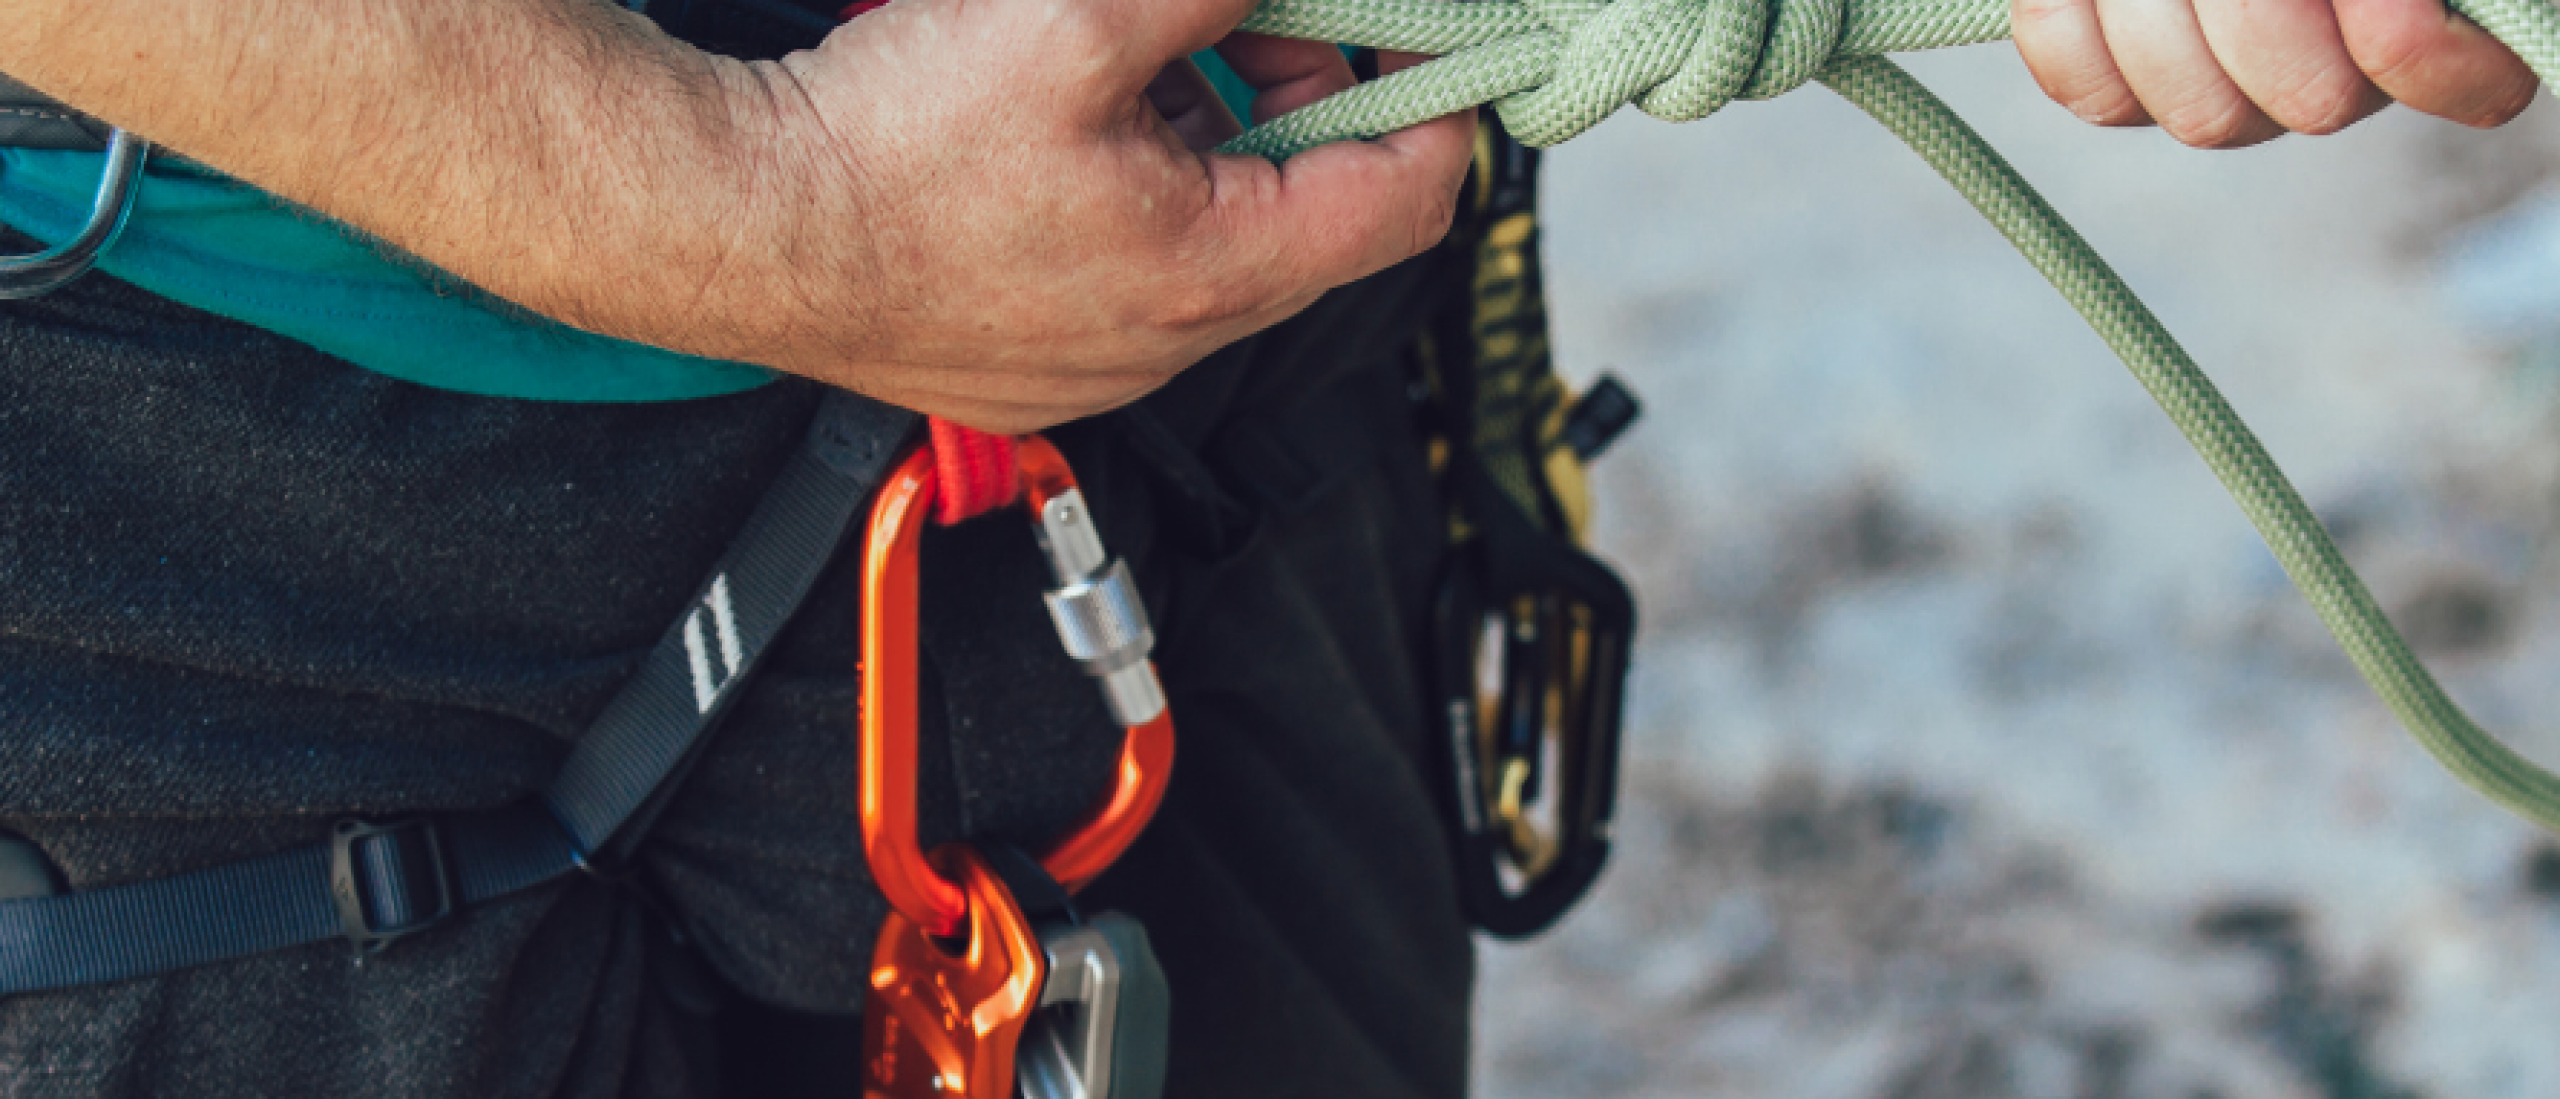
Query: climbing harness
859,429,1175,1099
1218,0,2560,838
0,6,1162,1093
0,396,1182,1099
0,392,919,992
5,0,2559,1083
0,126,142,300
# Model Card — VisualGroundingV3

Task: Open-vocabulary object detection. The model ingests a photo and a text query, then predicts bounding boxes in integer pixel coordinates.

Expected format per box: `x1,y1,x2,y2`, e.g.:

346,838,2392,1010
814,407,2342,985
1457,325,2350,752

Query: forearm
0,0,1474,432
0,0,808,357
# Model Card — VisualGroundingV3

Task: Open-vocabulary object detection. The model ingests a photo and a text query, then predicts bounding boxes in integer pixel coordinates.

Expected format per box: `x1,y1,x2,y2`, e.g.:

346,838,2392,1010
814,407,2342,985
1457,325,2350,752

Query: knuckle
2160,93,2270,147
2342,5,2539,130
2024,51,2147,124
2013,0,2082,27
1154,276,1259,332
2349,19,2436,88
1042,3,1120,63
2264,70,2376,134
1406,186,1461,257
2065,83,2150,125
2010,0,2137,123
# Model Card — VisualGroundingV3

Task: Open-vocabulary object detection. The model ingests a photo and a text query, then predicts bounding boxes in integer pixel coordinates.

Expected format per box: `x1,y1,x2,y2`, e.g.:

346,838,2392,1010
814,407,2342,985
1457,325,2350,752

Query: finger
2093,0,2286,145
1148,57,1245,149
1189,104,1474,321
1215,32,1360,123
1066,0,1265,101
2014,0,2154,123
2190,0,2386,133
2335,0,2539,126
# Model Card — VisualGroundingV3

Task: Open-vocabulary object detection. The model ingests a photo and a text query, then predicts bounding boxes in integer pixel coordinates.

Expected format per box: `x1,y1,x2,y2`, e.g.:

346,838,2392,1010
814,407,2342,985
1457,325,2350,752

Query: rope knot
1496,0,1847,146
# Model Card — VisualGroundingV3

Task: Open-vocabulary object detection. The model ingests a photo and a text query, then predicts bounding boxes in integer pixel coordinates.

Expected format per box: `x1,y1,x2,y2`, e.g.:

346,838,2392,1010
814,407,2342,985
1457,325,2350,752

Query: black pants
0,237,1474,1097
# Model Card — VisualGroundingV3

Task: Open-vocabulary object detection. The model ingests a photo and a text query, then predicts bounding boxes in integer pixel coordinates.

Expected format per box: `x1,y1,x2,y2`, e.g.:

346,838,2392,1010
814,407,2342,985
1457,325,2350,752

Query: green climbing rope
1219,0,2560,832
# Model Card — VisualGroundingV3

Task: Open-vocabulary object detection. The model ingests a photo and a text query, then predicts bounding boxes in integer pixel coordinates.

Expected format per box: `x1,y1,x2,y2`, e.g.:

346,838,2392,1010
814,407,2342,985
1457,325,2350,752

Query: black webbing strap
1206,361,1410,517
0,391,918,994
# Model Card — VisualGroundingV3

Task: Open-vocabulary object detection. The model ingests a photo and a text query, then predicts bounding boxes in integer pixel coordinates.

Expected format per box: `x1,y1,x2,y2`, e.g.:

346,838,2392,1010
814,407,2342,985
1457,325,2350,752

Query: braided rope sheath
1219,0,2560,831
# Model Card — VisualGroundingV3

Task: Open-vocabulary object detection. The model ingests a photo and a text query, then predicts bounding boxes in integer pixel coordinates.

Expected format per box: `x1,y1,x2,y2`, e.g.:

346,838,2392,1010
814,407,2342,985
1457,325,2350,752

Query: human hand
640,4,1473,432
0,0,1466,433
2011,0,2539,146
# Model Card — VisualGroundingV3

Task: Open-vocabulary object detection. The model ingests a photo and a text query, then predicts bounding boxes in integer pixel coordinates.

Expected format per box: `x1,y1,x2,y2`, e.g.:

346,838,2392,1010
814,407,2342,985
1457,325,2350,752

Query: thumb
1192,105,1477,307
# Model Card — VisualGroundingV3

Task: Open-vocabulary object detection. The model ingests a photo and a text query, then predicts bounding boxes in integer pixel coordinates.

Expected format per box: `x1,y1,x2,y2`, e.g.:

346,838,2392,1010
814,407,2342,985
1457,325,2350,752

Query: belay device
857,432,1175,1099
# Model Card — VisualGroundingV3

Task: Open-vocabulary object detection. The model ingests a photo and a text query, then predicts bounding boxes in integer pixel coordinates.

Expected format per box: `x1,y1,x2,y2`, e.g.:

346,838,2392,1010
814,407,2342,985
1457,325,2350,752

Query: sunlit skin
0,0,1469,432
0,0,2535,434
2014,0,2539,147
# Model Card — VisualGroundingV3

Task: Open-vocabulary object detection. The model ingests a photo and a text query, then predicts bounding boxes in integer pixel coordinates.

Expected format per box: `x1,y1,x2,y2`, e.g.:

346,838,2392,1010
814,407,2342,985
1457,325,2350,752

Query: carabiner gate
859,432,1176,934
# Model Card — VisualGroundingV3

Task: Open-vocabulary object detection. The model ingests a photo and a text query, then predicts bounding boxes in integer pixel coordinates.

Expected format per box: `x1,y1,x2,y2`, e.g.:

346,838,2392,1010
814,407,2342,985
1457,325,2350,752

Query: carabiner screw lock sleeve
1035,489,1164,727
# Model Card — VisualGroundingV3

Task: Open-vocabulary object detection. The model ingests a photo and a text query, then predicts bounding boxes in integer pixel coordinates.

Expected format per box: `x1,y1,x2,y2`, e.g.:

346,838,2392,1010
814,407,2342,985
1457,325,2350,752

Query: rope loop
1494,0,1845,146
1222,0,2017,160
1223,0,2560,838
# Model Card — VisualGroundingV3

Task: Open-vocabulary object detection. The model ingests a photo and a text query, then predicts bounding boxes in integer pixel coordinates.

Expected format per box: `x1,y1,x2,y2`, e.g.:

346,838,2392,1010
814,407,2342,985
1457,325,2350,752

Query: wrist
523,43,887,376
470,28,772,351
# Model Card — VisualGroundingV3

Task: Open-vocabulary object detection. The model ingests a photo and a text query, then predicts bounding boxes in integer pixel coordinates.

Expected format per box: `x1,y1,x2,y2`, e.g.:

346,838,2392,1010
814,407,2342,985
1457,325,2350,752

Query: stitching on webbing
0,107,106,150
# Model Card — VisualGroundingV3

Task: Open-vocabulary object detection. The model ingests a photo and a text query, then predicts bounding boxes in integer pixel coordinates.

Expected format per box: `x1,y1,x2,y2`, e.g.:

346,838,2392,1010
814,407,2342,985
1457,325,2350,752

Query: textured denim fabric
0,218,1473,1098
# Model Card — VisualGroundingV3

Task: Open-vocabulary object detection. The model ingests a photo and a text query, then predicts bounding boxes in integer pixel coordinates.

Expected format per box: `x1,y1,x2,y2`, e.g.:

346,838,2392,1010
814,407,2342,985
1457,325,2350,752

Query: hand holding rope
1214,0,2560,834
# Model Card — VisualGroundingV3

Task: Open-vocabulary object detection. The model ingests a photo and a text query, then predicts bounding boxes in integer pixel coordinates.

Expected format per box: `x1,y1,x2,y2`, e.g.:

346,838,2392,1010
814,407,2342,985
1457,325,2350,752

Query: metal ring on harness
861,433,1176,938
0,128,147,300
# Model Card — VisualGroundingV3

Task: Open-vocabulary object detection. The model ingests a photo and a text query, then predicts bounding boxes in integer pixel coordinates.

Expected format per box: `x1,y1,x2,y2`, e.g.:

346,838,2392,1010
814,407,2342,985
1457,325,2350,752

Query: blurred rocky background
1473,43,2560,1099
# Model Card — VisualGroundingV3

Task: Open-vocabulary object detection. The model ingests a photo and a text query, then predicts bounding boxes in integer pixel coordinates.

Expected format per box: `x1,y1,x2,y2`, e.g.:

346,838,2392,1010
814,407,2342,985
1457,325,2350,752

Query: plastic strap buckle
328,817,457,953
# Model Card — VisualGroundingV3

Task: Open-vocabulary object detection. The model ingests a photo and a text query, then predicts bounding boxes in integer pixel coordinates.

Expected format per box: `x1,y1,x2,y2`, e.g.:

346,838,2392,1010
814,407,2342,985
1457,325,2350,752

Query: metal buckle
0,128,148,300
327,817,457,953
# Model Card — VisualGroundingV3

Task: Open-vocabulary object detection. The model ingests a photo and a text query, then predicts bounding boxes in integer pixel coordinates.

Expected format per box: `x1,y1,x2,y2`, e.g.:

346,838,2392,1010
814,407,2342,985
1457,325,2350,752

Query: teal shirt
0,54,1265,403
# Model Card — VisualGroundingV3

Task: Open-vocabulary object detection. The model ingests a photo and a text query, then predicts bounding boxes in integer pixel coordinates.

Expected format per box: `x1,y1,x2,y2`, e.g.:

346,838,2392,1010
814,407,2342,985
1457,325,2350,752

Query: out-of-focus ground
1474,44,2560,1099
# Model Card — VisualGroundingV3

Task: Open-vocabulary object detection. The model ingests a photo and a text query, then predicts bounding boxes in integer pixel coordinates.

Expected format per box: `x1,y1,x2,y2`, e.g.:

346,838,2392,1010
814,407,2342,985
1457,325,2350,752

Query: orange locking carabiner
860,433,1177,938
